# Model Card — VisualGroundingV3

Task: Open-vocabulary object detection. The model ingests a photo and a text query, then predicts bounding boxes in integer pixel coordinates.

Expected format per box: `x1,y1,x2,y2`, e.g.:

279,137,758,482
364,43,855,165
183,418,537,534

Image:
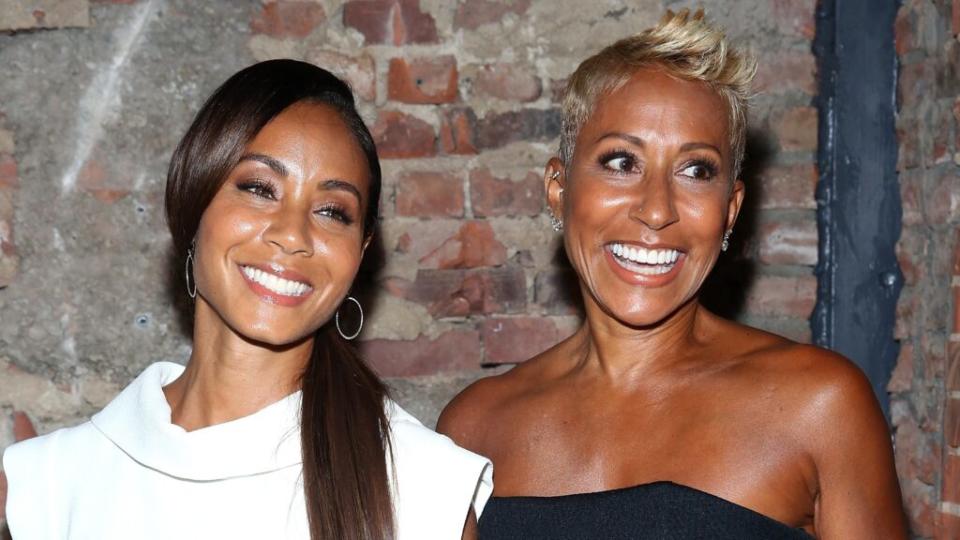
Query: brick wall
892,0,960,537
0,0,825,530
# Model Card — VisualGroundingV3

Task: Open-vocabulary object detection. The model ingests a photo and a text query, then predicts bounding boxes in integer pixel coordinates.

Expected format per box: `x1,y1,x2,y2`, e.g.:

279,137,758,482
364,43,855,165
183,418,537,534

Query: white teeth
607,243,681,271
241,266,311,297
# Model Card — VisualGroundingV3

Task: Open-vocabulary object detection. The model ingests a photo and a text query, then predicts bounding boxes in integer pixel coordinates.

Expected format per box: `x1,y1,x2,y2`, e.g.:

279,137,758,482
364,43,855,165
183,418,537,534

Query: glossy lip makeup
237,262,314,307
603,242,686,287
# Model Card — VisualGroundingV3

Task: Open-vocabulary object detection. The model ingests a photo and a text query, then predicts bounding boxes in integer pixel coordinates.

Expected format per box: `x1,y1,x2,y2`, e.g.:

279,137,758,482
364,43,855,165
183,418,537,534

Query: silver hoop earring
184,243,197,299
335,296,363,340
721,230,732,252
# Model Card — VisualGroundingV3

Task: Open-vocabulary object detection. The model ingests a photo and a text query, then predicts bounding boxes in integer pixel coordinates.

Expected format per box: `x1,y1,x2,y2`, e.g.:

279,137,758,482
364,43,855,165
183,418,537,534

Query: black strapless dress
478,481,814,539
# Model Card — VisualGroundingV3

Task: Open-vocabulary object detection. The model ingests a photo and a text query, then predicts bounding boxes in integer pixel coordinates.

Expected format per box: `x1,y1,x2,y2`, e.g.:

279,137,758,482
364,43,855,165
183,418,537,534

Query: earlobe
726,179,745,229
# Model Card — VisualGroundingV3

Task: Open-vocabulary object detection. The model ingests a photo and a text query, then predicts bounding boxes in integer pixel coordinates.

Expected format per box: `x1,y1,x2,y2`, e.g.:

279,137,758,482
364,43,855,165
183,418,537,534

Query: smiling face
192,102,371,346
549,67,744,328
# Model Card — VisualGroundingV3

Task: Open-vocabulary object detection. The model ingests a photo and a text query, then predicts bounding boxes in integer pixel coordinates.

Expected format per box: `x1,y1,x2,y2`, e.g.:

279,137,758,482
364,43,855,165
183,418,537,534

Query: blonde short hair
559,9,757,178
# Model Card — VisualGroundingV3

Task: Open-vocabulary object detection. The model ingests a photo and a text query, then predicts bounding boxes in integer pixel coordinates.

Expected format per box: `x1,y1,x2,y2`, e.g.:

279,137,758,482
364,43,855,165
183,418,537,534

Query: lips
238,263,314,306
605,242,685,283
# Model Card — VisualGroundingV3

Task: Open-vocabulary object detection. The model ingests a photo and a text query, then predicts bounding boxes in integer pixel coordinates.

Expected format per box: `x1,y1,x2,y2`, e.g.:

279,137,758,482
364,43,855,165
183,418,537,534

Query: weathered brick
942,510,960,540
438,108,478,155
395,171,464,218
888,341,914,392
0,0,89,31
343,0,437,45
12,410,37,441
895,5,915,56
944,454,960,504
250,1,326,38
361,329,480,377
0,188,17,288
453,0,531,30
771,0,815,39
0,154,17,188
954,0,960,36
754,51,816,95
901,478,937,537
900,168,923,226
475,108,561,150
898,115,921,171
742,274,817,318
756,219,818,266
948,340,960,391
418,221,507,269
388,56,458,104
472,63,542,102
470,167,543,217
371,111,436,159
756,163,817,210
948,397,960,447
306,49,376,101
898,60,936,110
927,168,960,225
772,106,818,152
407,266,527,317
481,316,565,364
896,226,927,286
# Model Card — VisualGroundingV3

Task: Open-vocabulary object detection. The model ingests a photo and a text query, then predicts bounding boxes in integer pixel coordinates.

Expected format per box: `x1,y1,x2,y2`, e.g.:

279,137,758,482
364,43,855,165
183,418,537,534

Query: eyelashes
597,149,721,181
235,179,356,225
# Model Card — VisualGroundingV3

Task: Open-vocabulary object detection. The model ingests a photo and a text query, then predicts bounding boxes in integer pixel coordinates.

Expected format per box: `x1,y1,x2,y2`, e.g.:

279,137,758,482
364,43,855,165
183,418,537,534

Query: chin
234,321,316,350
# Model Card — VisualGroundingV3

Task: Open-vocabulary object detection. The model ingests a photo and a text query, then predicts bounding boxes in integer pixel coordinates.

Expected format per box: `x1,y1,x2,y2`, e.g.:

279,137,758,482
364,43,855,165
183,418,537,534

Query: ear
726,179,745,231
544,157,566,219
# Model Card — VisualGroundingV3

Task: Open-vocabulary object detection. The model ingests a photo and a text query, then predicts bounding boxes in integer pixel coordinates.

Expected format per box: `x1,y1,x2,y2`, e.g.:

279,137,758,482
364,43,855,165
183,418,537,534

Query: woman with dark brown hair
439,10,905,540
3,59,491,540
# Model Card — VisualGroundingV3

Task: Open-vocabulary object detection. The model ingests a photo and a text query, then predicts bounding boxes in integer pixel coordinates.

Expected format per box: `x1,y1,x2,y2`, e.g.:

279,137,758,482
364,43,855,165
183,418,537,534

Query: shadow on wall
544,128,775,322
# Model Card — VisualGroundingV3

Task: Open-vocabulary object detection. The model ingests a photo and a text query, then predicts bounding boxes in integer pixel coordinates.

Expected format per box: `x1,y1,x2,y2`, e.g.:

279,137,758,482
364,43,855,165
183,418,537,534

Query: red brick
534,267,583,315
900,168,923,225
772,106,818,152
895,6,914,56
306,50,376,101
948,398,960,447
407,266,527,317
482,317,566,364
754,51,816,95
888,341,914,392
942,511,960,540
371,111,436,159
361,329,480,377
954,0,960,36
250,1,326,38
388,56,458,104
944,454,960,504
472,63,542,102
419,221,507,269
439,108,478,155
771,0,815,39
757,219,818,266
756,163,817,209
343,0,437,45
742,275,816,318
898,116,920,171
927,169,960,225
0,154,16,188
453,0,531,30
948,341,960,391
933,110,952,165
470,167,543,217
395,171,463,218
475,108,561,150
12,410,37,441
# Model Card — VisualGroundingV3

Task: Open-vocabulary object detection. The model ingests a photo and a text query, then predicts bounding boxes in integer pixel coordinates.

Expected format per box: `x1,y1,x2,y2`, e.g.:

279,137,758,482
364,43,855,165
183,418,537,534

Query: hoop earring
721,230,732,252
184,242,197,299
336,296,363,340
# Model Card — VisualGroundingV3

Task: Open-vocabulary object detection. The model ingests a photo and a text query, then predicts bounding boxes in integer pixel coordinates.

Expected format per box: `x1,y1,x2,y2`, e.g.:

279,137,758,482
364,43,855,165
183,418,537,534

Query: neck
573,295,707,385
163,298,313,431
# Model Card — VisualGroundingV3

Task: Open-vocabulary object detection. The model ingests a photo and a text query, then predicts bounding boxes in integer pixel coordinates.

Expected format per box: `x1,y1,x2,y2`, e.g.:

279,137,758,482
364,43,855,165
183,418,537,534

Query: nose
263,208,314,257
628,166,679,230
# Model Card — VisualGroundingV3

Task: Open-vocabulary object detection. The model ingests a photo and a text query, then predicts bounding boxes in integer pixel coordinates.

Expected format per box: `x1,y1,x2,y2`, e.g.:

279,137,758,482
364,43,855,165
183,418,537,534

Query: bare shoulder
437,346,562,451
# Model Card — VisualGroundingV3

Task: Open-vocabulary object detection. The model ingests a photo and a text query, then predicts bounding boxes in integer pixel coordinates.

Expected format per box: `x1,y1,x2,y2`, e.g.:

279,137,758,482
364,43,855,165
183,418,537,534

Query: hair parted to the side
559,8,757,178
164,59,394,540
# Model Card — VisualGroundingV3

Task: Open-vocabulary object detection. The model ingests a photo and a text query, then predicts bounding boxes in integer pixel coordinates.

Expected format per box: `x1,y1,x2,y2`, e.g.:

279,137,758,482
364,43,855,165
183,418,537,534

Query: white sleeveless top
3,362,492,539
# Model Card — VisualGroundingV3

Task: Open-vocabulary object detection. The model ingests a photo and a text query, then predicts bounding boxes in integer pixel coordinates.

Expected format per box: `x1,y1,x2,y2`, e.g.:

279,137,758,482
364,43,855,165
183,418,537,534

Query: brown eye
599,150,639,174
678,161,718,181
238,180,277,200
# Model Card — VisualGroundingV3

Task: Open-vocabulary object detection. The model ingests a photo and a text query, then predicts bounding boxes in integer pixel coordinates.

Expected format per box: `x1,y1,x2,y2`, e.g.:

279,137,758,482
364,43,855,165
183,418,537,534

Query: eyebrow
595,133,721,155
238,153,288,177
320,179,363,202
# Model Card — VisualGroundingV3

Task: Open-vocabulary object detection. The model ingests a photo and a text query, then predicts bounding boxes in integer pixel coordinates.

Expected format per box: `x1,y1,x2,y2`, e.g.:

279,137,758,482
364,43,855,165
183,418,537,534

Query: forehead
245,102,370,190
578,67,730,152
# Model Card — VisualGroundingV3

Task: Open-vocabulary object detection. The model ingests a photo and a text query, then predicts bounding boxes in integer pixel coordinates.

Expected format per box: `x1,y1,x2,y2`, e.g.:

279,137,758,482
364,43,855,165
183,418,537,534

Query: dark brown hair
165,59,393,540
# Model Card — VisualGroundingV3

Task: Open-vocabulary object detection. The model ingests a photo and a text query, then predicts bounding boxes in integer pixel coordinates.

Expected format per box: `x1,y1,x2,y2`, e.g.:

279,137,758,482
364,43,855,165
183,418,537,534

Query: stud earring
550,171,560,180
550,213,563,232
721,230,732,252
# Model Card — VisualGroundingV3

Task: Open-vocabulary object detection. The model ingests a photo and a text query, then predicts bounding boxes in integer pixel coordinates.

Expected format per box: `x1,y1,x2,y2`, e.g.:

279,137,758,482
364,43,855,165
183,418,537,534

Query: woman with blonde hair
440,10,905,539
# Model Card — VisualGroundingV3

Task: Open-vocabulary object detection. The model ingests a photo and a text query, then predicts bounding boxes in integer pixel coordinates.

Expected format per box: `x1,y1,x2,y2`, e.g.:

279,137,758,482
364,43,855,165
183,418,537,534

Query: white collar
91,362,303,481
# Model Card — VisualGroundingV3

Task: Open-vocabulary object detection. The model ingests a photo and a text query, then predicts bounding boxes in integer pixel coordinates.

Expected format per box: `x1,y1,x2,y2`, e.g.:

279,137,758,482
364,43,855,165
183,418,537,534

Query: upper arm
803,351,907,539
